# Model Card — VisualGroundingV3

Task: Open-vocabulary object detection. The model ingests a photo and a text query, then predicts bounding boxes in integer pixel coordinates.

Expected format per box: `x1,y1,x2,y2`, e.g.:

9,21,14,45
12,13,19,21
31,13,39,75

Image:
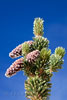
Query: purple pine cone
9,41,33,58
5,58,24,77
26,50,40,63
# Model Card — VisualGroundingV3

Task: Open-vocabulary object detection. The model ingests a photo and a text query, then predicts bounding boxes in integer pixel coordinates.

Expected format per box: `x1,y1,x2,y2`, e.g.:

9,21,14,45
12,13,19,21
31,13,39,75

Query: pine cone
9,41,33,58
26,50,40,63
5,58,24,77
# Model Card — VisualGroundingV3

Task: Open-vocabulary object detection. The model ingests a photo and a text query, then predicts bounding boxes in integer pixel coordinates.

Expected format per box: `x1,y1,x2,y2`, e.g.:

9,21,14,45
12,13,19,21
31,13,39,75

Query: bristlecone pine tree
5,18,65,100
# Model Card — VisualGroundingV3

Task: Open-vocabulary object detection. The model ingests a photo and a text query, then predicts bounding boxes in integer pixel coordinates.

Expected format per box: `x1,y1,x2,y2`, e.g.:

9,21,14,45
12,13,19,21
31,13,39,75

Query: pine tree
5,17,65,100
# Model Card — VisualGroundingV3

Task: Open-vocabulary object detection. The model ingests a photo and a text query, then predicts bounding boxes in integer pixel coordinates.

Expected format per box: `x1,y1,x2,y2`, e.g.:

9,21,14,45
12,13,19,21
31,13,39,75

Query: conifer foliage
5,18,65,100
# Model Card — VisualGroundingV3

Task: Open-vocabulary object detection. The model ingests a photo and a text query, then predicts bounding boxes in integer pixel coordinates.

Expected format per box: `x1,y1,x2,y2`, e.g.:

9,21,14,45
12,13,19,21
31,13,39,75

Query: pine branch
5,17,65,100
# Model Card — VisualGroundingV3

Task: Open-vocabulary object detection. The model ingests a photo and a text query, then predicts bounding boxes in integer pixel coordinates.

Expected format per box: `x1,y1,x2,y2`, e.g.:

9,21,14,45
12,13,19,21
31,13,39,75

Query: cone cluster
5,18,65,100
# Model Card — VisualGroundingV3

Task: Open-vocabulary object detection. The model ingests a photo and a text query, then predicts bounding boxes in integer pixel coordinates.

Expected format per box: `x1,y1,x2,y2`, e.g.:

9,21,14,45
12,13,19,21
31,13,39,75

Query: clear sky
0,0,67,100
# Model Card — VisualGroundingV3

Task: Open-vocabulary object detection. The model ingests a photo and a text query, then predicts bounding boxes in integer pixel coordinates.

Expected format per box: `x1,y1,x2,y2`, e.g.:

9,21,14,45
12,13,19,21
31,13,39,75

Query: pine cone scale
9,41,33,58
26,50,40,63
5,58,24,77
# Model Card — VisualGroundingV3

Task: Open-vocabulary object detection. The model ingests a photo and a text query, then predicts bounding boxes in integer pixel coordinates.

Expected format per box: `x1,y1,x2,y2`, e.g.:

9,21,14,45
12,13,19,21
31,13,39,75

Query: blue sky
0,0,67,100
